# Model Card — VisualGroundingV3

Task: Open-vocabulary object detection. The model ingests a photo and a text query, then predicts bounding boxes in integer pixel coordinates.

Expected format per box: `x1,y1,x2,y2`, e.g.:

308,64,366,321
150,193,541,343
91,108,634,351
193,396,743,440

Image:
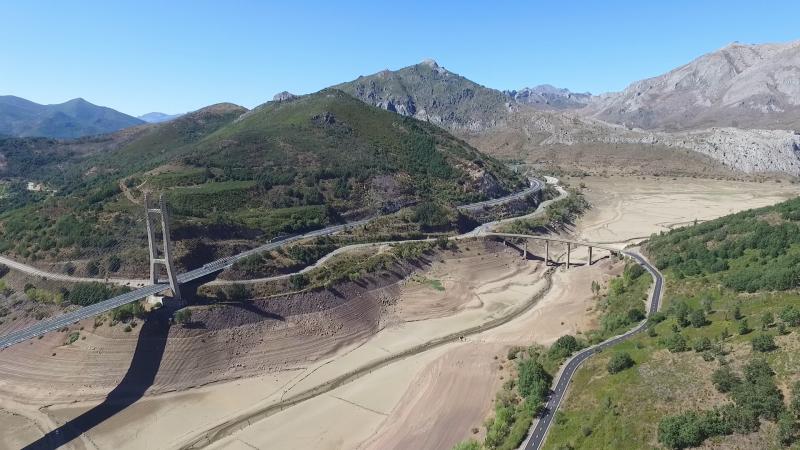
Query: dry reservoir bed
1,176,798,450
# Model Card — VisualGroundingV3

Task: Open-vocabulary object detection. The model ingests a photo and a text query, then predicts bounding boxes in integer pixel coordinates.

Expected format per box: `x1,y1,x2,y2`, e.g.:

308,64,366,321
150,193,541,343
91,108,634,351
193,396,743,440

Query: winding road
0,179,545,350
523,250,663,450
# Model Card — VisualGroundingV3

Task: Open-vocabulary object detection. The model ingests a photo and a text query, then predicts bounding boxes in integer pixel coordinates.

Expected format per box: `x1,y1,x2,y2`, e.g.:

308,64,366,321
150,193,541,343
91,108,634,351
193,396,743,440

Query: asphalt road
523,251,663,450
0,179,544,350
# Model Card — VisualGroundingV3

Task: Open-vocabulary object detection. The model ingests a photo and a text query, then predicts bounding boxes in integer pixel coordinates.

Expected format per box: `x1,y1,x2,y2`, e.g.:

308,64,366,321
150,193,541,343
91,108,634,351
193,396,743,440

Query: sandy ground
5,177,799,450
199,251,619,450
0,409,49,450
9,243,547,450
574,176,800,244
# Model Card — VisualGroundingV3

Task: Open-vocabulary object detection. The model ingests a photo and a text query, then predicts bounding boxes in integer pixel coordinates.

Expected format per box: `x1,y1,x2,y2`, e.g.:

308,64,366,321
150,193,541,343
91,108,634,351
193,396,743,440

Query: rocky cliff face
335,59,515,133
584,40,800,131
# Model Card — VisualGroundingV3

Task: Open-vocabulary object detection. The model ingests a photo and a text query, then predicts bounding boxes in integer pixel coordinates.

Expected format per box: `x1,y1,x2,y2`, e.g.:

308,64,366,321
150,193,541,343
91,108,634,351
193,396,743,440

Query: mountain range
335,42,800,176
0,96,144,139
4,39,800,179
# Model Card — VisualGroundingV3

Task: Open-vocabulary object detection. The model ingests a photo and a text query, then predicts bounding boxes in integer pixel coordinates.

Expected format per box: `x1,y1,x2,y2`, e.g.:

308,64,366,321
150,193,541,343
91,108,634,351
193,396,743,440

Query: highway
457,178,544,212
0,179,544,350
522,250,663,450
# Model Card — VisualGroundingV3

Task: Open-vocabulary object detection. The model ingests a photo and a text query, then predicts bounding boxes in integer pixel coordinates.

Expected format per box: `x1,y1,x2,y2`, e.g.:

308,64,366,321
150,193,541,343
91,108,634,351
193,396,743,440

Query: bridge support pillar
144,193,181,299
588,246,593,266
545,240,549,266
566,243,571,269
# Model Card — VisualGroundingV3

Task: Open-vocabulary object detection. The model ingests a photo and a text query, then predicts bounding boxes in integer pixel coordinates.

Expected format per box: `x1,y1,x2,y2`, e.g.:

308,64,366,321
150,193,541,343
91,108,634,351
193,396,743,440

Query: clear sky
2,1,799,116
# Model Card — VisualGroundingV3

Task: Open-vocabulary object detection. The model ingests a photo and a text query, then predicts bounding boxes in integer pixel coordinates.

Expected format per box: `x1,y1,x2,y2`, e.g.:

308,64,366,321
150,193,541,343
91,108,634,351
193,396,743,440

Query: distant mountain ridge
0,96,144,139
504,85,592,110
138,112,183,123
583,40,800,131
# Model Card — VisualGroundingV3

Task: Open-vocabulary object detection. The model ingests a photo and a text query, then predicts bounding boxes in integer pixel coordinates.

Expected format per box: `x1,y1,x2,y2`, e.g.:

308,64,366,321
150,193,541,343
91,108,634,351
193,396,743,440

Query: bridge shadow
22,303,176,450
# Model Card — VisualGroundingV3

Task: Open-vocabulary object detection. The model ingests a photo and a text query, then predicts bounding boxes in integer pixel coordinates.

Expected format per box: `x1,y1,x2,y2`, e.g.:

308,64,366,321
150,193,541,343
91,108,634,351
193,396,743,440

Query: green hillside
0,89,523,275
544,197,800,449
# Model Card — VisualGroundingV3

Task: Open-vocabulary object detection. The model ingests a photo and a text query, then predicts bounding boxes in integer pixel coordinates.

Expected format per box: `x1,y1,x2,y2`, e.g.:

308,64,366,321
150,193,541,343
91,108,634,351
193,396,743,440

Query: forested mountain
0,90,523,273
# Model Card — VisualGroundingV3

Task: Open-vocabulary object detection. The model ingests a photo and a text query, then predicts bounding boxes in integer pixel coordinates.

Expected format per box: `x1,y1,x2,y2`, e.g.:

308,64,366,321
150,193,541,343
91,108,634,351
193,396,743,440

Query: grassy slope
544,197,800,449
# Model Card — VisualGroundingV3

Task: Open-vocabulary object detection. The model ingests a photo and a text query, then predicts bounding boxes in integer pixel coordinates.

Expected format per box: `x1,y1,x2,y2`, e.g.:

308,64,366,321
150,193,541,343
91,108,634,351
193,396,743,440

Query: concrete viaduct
486,232,622,268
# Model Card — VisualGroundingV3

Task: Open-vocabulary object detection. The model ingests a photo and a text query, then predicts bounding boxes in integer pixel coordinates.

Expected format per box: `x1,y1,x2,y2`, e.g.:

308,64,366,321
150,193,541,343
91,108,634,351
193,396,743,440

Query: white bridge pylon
144,192,181,299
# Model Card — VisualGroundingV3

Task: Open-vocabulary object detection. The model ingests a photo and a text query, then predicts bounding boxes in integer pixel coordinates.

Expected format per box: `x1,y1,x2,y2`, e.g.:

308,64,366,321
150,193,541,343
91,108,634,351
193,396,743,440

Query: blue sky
2,1,799,116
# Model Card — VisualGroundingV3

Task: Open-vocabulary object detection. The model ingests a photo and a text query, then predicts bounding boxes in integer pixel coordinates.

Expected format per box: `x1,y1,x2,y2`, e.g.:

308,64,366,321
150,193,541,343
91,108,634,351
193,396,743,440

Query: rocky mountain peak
273,91,297,102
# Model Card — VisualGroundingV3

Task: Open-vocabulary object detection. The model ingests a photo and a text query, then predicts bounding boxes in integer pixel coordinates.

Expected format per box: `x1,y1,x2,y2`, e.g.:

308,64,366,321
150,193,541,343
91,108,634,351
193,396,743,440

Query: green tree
517,359,552,401
689,309,707,328
607,352,635,374
673,301,690,327
738,319,751,335
733,304,743,320
701,296,713,313
548,335,582,360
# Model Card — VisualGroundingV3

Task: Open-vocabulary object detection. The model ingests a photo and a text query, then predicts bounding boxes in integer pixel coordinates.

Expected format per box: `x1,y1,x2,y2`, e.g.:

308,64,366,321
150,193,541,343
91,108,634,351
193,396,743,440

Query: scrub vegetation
544,196,800,449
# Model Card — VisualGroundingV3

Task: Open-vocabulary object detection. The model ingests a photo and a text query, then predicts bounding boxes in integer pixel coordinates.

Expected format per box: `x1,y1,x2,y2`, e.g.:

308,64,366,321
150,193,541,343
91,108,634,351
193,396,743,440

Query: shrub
663,332,688,353
711,366,741,393
658,412,704,449
738,319,751,335
111,302,145,322
693,336,712,352
174,308,192,325
289,273,310,290
86,260,100,276
507,346,524,360
607,352,635,374
67,282,128,306
107,255,122,273
780,305,800,326
751,333,776,352
65,331,79,345
627,308,645,322
778,412,799,446
451,440,481,450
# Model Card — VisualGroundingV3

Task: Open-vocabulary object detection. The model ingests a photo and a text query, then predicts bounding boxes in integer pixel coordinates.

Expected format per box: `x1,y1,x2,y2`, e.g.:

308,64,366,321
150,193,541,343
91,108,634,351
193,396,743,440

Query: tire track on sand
177,268,555,450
